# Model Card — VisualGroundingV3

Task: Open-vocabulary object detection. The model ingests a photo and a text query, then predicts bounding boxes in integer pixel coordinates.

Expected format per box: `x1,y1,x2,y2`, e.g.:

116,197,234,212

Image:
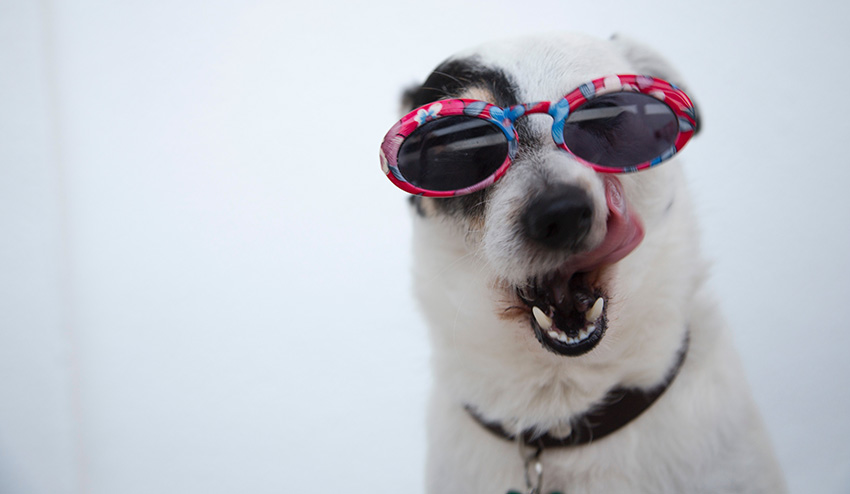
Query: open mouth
517,269,608,356
514,176,645,357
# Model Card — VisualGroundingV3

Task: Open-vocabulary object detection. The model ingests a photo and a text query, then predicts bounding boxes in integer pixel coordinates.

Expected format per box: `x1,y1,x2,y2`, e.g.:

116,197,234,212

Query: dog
380,33,786,493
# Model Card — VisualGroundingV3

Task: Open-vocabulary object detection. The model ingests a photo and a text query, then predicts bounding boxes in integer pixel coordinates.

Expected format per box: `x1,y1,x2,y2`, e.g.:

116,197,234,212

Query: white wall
1,1,848,493
1,2,79,492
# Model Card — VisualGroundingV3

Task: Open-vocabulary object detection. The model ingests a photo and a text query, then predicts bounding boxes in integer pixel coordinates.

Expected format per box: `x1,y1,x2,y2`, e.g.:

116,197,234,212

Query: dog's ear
609,34,685,84
610,34,701,133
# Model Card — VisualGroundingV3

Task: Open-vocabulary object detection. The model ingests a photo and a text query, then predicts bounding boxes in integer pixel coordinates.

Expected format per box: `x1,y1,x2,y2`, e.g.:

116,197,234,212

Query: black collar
466,332,690,449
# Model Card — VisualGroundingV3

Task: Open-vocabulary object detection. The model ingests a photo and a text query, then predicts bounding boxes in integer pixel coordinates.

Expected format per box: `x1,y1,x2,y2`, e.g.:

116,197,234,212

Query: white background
2,1,849,493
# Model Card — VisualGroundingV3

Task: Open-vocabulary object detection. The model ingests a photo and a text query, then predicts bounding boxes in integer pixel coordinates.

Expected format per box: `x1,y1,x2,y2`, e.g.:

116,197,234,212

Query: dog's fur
399,33,785,493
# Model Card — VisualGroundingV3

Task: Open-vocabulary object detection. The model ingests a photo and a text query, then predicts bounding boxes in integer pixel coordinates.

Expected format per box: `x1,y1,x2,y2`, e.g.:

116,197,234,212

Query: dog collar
466,331,690,449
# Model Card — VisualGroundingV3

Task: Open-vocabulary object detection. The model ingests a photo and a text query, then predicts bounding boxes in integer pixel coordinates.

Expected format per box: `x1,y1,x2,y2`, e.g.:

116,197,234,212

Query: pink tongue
566,176,644,274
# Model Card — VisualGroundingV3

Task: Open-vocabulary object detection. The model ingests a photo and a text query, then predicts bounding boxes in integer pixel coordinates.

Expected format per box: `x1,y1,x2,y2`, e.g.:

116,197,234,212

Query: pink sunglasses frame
380,74,697,197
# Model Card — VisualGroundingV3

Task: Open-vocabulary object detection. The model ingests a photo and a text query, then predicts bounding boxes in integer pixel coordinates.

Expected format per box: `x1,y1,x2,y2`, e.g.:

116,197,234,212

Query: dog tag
511,440,563,494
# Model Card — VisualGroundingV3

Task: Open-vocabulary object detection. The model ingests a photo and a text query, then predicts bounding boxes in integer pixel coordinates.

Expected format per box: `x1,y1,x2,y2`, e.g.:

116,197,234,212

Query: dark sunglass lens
396,116,509,192
563,92,678,168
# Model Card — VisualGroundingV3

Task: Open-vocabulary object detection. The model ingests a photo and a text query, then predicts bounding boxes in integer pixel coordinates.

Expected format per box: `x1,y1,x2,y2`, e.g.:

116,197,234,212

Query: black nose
522,184,593,250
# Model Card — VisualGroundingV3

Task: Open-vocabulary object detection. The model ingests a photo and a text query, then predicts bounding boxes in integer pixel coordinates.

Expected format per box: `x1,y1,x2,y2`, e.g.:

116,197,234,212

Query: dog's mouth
517,268,609,356
515,176,645,357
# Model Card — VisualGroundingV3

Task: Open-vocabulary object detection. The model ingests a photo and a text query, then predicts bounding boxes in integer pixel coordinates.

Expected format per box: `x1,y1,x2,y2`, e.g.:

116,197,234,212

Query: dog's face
399,34,702,403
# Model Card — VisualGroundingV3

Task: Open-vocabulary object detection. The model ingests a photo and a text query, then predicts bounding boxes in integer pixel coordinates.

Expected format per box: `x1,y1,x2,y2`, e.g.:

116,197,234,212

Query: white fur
407,33,786,493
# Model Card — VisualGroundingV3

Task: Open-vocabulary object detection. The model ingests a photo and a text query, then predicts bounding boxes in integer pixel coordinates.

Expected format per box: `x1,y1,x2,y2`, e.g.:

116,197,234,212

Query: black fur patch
403,57,520,220
692,100,702,135
409,196,426,218
405,57,520,110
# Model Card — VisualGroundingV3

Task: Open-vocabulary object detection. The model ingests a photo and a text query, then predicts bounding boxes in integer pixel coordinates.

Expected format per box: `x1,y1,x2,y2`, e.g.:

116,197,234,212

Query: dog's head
387,34,703,393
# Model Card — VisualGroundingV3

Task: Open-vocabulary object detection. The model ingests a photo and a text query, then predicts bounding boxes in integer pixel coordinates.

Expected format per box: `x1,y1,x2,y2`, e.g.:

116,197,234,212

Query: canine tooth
585,297,604,322
532,306,553,330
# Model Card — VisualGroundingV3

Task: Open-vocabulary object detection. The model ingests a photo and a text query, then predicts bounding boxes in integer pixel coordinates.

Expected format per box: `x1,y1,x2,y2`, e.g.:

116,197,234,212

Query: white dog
381,33,785,494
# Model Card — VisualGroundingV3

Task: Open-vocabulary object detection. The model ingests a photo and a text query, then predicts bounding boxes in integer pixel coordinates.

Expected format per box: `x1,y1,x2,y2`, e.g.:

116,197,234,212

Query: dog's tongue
567,176,645,274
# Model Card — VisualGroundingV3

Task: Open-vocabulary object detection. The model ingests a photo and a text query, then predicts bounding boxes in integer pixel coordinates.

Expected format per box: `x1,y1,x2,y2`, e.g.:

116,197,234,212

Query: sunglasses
380,74,697,197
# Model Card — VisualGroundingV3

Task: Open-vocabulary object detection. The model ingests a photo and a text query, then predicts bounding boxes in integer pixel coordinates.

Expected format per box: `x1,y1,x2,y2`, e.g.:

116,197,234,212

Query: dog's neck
466,330,690,449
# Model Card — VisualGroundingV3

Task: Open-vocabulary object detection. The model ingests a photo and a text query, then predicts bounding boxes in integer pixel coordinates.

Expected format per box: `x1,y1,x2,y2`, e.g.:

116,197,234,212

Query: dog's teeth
585,297,604,322
558,333,569,343
547,330,559,340
532,306,553,330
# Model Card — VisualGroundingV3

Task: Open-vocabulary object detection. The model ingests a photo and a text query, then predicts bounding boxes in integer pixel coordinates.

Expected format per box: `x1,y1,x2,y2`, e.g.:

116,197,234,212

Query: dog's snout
522,184,593,250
